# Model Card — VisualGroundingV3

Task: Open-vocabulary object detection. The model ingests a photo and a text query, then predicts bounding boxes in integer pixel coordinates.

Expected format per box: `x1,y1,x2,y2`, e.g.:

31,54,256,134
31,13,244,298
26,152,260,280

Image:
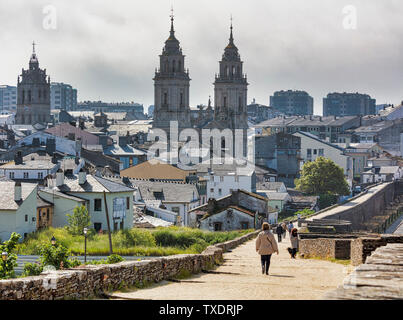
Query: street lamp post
1,252,8,262
83,228,88,264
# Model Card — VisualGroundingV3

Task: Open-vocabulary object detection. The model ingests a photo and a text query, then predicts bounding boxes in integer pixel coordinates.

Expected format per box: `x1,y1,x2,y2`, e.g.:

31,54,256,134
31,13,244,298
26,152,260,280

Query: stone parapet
0,231,259,300
299,238,352,260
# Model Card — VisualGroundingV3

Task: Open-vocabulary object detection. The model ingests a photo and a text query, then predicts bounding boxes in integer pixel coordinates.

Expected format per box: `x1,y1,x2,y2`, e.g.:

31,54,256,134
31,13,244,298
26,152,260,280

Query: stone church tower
152,12,191,136
16,43,51,125
213,22,248,130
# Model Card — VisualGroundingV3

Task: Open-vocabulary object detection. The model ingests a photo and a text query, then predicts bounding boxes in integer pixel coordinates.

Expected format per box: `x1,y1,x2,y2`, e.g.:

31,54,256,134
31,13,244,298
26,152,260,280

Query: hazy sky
1,0,403,115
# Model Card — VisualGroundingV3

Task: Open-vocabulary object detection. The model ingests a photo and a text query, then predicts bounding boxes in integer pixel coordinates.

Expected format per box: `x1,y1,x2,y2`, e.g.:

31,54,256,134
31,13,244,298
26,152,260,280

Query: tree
0,232,21,279
66,205,91,236
295,157,350,196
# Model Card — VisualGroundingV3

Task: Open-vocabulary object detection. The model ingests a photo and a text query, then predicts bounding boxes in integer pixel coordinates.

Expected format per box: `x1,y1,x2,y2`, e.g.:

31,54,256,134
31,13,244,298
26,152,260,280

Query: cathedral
15,43,51,125
152,14,249,135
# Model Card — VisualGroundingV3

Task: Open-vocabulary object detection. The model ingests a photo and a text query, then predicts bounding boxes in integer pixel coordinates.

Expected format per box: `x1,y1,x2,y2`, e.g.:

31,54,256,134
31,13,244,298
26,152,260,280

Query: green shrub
22,262,43,277
66,205,91,236
39,242,72,270
0,232,22,279
106,254,124,264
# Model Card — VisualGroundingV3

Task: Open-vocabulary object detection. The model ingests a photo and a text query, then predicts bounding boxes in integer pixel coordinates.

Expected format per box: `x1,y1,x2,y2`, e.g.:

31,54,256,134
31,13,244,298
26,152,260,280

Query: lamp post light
1,252,8,262
51,236,56,246
83,228,88,263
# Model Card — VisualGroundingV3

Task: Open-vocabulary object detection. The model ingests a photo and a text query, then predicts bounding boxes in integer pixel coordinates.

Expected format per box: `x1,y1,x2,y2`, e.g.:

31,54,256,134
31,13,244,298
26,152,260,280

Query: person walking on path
288,221,294,234
289,228,299,259
256,222,279,275
281,222,287,239
275,223,283,242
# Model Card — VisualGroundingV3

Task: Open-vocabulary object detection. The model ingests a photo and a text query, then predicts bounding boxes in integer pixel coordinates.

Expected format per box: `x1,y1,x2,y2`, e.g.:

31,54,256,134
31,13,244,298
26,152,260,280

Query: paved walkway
111,236,352,300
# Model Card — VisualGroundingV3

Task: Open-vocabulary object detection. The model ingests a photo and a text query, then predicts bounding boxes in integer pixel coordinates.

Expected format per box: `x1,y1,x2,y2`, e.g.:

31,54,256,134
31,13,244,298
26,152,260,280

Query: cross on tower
170,6,174,21
32,41,36,54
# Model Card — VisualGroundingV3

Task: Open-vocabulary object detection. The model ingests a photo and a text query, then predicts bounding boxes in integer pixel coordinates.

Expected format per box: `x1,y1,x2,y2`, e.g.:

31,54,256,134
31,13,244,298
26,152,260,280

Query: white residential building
293,131,353,188
0,181,37,241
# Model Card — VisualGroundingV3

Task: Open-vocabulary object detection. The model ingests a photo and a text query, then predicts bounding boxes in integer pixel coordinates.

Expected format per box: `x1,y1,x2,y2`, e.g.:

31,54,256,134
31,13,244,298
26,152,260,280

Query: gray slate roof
57,175,135,193
0,182,36,211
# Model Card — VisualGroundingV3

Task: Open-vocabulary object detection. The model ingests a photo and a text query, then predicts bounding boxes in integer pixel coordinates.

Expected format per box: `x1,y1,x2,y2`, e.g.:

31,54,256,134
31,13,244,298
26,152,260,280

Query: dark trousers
277,233,282,242
291,248,298,258
261,254,272,274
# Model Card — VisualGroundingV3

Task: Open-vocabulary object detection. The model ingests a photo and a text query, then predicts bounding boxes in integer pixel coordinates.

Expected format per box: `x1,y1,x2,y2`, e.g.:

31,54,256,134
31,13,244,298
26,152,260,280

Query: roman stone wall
350,235,403,266
0,231,259,300
299,238,352,260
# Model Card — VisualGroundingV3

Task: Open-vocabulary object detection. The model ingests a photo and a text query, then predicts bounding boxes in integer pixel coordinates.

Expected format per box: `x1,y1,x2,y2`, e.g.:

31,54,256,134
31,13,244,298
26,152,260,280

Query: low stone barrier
0,231,259,300
351,234,403,266
299,238,352,260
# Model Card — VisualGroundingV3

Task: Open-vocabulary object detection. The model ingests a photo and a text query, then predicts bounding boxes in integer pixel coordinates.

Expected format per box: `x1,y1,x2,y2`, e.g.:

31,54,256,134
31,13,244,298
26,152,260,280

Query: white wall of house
0,186,37,242
205,174,253,199
2,166,59,180
66,191,134,231
38,190,87,228
294,132,353,187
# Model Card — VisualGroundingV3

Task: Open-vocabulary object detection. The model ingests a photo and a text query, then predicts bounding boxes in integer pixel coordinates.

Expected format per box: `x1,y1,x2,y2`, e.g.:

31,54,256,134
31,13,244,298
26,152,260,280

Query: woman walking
289,228,299,259
275,223,283,242
256,222,279,275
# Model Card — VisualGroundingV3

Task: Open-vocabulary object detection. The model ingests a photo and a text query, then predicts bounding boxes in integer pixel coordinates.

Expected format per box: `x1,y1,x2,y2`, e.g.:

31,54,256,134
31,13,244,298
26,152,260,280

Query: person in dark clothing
290,228,299,259
276,224,283,242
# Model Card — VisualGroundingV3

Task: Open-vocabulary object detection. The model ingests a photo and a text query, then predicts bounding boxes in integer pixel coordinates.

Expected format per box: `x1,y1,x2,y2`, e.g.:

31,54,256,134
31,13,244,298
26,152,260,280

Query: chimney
51,153,58,164
56,169,64,187
14,151,23,165
46,138,56,155
78,168,87,185
14,182,22,202
118,135,128,147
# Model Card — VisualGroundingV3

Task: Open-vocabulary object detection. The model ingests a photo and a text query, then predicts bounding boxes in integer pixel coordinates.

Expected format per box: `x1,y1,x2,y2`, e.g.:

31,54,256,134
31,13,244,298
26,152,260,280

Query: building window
210,188,214,193
126,197,130,210
9,172,14,179
94,199,102,211
319,149,324,156
218,189,222,196
313,149,317,155
235,176,240,183
38,172,43,179
172,207,180,214
25,215,28,222
241,222,249,230
120,220,124,230
220,176,224,182
23,172,29,179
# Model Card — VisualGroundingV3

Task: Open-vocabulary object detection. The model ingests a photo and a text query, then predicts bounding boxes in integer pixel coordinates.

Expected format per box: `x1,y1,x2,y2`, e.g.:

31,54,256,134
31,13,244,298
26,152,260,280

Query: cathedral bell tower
213,20,248,130
16,42,51,125
152,10,191,136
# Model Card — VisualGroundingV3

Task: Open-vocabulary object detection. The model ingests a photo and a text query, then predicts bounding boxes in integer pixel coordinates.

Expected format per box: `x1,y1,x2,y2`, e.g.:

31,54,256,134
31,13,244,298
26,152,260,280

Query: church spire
229,15,234,45
169,6,175,38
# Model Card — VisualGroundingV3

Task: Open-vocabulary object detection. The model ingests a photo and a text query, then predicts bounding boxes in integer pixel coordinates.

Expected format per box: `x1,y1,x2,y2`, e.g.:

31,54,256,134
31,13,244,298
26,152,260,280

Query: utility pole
103,191,113,255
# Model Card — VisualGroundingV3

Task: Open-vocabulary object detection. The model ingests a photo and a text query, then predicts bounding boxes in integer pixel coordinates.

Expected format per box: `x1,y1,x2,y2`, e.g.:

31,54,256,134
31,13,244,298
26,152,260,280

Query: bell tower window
22,90,25,104
223,96,227,108
180,93,183,107
172,60,176,72
28,90,31,103
164,92,168,105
